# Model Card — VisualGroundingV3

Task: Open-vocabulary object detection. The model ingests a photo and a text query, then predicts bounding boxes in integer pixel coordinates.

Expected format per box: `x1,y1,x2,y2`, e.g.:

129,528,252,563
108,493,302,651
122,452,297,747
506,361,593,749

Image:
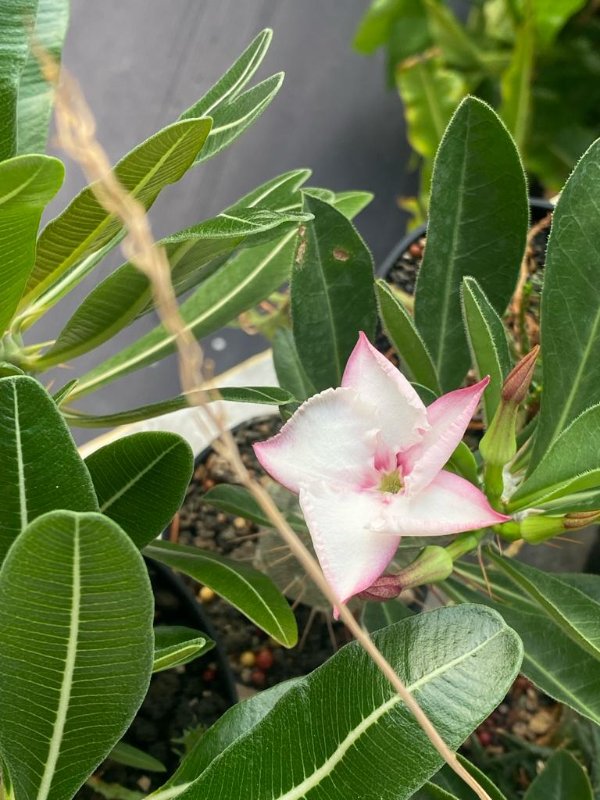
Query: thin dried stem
42,51,492,800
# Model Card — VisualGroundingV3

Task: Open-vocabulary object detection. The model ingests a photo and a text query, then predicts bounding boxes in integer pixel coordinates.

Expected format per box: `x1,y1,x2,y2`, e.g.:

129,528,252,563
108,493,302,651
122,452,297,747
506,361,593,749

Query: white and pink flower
254,333,507,607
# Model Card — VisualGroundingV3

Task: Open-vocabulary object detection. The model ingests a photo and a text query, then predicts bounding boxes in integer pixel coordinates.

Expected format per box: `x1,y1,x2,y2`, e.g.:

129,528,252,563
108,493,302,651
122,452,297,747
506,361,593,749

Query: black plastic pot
377,197,554,279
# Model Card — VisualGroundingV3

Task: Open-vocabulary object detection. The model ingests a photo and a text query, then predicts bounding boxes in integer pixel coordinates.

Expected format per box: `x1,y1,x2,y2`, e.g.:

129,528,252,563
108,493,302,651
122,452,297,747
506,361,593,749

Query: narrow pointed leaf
169,605,521,800
488,552,600,661
23,118,212,303
39,207,308,366
0,510,154,800
0,375,97,564
273,327,316,402
153,626,214,673
64,386,295,427
447,565,600,726
202,484,306,533
499,17,534,153
226,168,311,213
16,0,70,155
109,742,166,774
530,138,600,467
0,155,64,332
71,226,302,399
179,29,281,163
461,276,512,425
0,0,38,160
429,756,508,800
376,278,440,393
414,97,528,391
510,403,600,510
291,195,377,390
330,190,374,219
85,432,193,549
523,751,592,800
144,540,298,648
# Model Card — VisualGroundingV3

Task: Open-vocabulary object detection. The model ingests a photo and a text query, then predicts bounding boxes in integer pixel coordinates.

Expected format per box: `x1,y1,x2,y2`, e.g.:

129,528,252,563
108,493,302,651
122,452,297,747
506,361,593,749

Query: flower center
378,469,403,494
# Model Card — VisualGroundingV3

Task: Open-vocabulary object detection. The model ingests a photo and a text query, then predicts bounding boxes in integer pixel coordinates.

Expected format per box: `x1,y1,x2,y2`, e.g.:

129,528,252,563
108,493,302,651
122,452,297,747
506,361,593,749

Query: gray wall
39,0,416,429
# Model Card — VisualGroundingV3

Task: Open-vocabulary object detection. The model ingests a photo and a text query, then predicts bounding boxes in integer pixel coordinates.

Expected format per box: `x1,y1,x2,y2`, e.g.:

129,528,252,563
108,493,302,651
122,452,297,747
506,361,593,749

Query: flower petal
254,387,377,494
372,470,508,535
299,482,401,606
402,378,489,494
342,332,428,452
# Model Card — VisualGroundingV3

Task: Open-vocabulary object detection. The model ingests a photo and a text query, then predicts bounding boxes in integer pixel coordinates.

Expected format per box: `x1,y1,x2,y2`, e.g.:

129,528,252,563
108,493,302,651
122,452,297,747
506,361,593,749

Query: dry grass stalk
40,50,493,800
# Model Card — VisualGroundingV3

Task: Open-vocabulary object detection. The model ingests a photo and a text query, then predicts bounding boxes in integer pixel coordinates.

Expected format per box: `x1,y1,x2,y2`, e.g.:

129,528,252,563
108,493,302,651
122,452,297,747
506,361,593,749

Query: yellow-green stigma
378,470,403,494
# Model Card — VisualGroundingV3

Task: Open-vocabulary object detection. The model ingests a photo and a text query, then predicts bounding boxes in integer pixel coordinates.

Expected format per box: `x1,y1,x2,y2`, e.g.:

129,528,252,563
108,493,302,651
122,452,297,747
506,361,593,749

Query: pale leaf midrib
98,443,180,512
12,383,28,531
36,524,81,800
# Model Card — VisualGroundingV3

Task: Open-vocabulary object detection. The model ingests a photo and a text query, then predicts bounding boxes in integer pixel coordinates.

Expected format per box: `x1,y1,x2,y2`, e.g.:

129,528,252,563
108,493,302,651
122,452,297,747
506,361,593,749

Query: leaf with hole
414,97,528,391
85,431,193,548
0,375,97,565
291,195,377,391
145,540,297,648
0,510,154,800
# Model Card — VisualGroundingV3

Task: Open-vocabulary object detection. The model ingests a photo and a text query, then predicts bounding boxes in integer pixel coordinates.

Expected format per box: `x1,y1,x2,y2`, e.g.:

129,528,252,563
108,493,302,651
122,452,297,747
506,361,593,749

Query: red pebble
251,669,267,688
477,730,492,747
255,648,274,671
202,668,216,683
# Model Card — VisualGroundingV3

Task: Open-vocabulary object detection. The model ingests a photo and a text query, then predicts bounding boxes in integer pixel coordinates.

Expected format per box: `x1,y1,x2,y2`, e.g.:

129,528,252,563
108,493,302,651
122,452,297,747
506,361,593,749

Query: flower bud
513,509,600,544
358,546,453,602
480,347,540,470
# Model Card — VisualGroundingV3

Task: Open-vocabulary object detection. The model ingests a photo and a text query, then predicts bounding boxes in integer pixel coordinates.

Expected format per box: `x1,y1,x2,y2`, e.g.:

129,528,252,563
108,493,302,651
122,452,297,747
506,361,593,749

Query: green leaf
179,29,282,164
524,751,592,800
202,484,306,534
163,605,522,800
354,0,430,62
447,565,600,727
144,539,298,648
429,756,508,800
488,551,600,661
414,97,528,391
291,195,377,391
85,432,193,549
510,403,600,510
153,626,214,673
22,117,212,305
163,680,301,791
64,386,295,427
109,742,166,774
71,223,303,398
0,510,154,800
0,155,64,332
530,0,588,48
530,138,600,468
423,0,484,71
272,327,315,402
16,0,70,155
499,16,534,153
0,0,38,160
0,375,97,564
361,598,414,632
38,207,308,367
396,56,466,167
376,278,440,393
0,361,24,377
460,276,512,425
330,190,374,219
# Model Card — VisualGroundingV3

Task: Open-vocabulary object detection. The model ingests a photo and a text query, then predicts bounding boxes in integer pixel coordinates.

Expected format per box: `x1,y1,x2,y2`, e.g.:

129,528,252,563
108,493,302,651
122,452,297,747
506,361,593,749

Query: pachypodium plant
0,4,598,800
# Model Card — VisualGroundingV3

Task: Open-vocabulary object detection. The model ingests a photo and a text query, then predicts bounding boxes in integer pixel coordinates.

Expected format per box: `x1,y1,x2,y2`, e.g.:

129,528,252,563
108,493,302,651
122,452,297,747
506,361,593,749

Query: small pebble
255,649,274,671
529,709,553,735
239,651,256,668
199,586,216,603
201,667,216,682
251,669,267,688
137,776,152,792
234,517,247,530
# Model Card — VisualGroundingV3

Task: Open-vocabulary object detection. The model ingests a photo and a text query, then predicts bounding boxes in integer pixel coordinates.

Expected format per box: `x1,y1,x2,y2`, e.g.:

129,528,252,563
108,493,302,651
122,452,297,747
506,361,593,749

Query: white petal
254,387,377,494
342,332,428,452
299,483,401,606
372,470,508,535
402,378,489,495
